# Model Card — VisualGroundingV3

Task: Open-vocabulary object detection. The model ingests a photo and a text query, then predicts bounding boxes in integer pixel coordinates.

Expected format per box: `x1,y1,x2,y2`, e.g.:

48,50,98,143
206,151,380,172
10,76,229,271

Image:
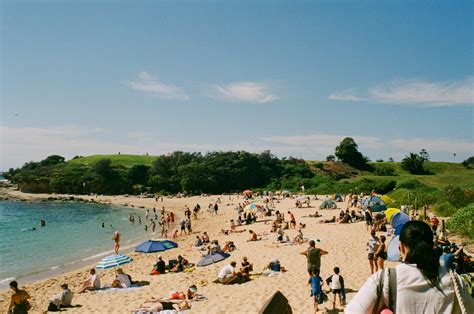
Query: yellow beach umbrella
385,208,400,222
380,195,393,205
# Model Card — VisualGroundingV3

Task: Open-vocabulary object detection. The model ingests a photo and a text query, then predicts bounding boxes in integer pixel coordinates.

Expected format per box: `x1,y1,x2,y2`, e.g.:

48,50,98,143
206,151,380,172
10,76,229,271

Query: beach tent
391,212,410,236
333,194,343,202
387,235,401,262
135,240,178,253
363,196,387,212
242,190,253,196
320,199,336,209
96,254,133,270
380,195,393,206
197,252,230,267
385,208,400,223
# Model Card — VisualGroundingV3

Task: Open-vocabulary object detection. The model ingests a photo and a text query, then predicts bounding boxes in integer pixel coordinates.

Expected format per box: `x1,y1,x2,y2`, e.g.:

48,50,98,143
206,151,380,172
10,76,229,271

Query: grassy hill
68,154,157,168
68,155,474,190
355,162,474,189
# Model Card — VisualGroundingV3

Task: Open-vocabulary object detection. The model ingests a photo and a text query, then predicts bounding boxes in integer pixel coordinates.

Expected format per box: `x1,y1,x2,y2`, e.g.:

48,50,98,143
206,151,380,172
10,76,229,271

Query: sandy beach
0,190,396,313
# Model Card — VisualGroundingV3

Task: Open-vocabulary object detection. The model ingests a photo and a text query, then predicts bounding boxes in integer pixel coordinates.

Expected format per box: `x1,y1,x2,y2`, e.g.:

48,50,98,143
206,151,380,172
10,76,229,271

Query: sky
1,0,473,170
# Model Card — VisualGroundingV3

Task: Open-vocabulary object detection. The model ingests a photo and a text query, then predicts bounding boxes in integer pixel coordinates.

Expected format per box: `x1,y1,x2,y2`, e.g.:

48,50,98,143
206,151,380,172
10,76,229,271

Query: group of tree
4,151,313,195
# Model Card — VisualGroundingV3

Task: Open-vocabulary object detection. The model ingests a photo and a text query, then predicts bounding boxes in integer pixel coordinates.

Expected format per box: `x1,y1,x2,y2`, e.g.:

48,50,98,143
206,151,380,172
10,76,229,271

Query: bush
433,201,457,217
396,179,426,190
446,204,474,240
389,187,440,209
374,164,396,176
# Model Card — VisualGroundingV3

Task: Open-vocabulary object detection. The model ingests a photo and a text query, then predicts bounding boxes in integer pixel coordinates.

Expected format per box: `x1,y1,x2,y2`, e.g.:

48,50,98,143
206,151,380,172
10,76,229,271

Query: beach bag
450,270,468,314
372,268,397,314
47,299,60,312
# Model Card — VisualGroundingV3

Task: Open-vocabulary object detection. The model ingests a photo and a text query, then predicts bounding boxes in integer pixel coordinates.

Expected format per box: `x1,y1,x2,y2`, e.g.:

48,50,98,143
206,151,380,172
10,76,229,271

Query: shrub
433,201,457,217
374,164,396,176
446,204,474,240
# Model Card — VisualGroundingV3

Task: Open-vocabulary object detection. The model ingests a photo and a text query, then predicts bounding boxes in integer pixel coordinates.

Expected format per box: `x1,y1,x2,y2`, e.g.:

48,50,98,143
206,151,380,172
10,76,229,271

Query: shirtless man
112,231,121,255
8,281,30,314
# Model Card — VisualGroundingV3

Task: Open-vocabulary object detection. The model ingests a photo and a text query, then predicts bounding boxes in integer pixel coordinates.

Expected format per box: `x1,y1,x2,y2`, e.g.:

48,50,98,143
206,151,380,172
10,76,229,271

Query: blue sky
1,0,473,169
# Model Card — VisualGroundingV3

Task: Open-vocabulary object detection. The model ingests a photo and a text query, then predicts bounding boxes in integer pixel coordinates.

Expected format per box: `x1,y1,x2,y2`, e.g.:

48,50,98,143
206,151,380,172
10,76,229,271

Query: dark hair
61,283,68,289
309,240,315,247
230,261,237,266
380,235,386,243
9,280,18,291
334,267,340,274
399,221,440,288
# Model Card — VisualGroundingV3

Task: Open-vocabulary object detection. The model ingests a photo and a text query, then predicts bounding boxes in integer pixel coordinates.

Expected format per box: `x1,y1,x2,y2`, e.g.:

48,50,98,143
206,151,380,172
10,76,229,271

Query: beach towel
98,286,142,293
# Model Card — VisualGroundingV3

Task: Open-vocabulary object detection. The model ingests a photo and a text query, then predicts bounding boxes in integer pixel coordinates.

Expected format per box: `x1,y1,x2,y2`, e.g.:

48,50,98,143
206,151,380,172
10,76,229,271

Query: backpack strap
388,268,397,312
372,269,385,314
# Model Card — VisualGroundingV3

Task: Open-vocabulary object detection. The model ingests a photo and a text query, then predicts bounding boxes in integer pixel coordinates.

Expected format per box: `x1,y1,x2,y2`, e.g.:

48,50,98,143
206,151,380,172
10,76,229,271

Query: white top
367,236,379,254
218,264,235,279
117,273,132,288
346,263,473,314
88,274,101,289
331,274,342,290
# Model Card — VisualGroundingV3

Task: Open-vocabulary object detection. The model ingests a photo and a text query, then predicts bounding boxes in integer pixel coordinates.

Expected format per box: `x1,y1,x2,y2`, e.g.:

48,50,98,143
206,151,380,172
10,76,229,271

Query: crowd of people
6,192,474,314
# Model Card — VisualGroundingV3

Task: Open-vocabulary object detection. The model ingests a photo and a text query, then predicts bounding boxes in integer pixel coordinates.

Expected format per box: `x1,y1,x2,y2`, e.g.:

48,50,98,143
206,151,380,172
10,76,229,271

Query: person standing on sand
112,231,121,255
151,219,156,233
367,229,379,274
300,240,328,277
8,280,31,314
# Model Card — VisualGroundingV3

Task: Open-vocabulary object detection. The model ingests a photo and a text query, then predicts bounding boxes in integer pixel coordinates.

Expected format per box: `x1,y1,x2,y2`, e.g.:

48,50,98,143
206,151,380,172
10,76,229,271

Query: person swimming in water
40,219,46,227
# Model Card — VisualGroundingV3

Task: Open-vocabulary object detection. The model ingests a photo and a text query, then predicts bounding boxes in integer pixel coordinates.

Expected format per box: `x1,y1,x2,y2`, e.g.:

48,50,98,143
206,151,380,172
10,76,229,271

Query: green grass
308,161,474,190
67,154,157,168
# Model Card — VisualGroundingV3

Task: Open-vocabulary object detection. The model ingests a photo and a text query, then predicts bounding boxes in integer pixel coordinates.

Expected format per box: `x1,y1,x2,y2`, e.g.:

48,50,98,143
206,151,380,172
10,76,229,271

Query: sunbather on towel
132,299,190,312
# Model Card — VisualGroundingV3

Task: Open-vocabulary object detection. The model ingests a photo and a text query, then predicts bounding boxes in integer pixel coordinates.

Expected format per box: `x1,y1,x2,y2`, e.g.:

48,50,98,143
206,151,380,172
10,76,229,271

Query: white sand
0,191,396,313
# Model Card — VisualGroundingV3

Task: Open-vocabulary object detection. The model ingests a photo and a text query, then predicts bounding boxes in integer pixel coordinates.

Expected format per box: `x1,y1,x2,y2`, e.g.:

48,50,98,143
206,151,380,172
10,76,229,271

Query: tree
40,155,65,166
462,156,474,168
326,155,336,162
401,153,426,174
334,137,371,170
419,149,430,162
388,157,394,162
376,159,384,162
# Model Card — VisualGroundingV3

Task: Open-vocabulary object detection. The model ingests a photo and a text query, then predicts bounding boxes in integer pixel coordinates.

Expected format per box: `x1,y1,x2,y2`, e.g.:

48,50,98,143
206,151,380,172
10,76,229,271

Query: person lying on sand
318,216,336,224
132,300,191,312
152,285,200,301
304,211,322,218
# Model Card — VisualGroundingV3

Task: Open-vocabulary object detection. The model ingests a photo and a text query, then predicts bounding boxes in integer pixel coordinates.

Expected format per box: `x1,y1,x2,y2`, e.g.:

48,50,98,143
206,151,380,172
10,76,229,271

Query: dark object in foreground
259,290,292,314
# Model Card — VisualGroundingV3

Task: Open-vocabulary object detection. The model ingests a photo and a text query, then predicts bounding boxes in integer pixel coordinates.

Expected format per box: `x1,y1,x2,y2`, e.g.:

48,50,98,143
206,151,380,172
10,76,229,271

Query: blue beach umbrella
96,254,133,270
197,252,230,267
135,240,178,253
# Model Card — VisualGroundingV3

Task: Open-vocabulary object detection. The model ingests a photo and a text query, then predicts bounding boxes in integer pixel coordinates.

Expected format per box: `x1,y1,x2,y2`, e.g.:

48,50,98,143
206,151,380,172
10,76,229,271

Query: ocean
0,200,153,289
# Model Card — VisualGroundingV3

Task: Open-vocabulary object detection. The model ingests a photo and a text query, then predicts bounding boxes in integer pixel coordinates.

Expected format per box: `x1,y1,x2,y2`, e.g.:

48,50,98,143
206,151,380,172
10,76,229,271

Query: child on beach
327,267,344,309
308,270,324,313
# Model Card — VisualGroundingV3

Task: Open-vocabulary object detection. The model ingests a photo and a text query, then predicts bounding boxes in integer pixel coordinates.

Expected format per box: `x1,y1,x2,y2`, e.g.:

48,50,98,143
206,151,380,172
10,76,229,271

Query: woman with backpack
346,221,473,313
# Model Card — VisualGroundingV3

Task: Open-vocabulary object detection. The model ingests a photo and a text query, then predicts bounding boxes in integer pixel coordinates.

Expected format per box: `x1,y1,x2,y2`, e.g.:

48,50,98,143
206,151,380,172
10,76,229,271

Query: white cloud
126,71,189,101
328,88,365,101
2,126,472,169
389,138,474,153
210,81,278,103
329,77,474,107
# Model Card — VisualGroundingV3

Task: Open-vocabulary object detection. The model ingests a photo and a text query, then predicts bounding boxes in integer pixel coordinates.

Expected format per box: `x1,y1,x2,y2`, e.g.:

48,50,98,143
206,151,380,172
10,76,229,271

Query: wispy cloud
126,72,189,101
389,138,474,153
329,77,474,107
328,88,365,101
210,81,278,104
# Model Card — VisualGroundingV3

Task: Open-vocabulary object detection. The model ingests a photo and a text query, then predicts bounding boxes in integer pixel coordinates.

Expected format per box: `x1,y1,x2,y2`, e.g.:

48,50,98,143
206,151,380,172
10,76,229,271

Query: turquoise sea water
0,200,152,288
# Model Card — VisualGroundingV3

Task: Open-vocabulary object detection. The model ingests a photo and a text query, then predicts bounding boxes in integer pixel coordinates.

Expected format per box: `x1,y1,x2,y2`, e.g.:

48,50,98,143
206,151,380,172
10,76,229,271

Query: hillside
67,154,157,168
68,155,474,190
